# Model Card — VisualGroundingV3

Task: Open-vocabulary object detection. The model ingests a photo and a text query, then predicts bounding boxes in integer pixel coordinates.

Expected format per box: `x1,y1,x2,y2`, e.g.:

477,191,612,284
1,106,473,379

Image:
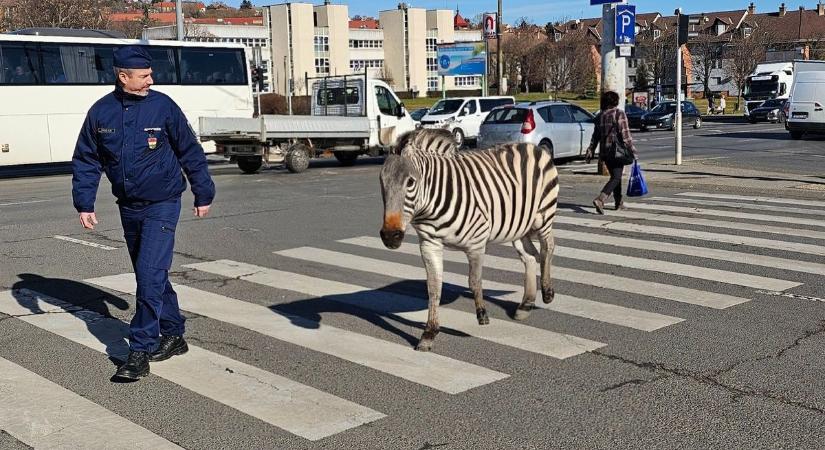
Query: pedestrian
72,45,215,381
707,94,715,114
719,95,727,115
584,91,638,214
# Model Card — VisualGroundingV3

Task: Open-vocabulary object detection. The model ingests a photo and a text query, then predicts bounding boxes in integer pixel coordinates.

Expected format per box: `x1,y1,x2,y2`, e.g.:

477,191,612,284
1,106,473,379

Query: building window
712,77,722,85
554,32,561,41
743,27,752,37
629,75,636,84
427,76,439,91
716,24,726,35
653,29,661,39
426,37,437,52
349,39,383,49
315,58,329,74
712,59,722,69
426,57,437,73
349,59,384,71
314,36,329,53
454,76,480,87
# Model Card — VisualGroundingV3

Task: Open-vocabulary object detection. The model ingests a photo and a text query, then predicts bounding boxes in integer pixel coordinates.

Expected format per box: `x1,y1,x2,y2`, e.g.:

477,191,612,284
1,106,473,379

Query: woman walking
585,91,638,214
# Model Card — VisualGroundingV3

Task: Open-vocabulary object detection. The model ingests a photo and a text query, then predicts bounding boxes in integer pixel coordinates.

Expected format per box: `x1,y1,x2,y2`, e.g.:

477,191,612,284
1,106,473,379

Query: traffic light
677,12,689,46
250,66,264,92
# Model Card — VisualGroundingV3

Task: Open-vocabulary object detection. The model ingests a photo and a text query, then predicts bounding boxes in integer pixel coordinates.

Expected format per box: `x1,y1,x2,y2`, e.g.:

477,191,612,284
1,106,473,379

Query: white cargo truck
199,74,416,173
743,62,794,118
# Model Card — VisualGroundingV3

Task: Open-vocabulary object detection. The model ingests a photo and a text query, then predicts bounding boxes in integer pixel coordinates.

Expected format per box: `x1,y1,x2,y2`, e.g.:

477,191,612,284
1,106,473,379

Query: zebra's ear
393,130,417,157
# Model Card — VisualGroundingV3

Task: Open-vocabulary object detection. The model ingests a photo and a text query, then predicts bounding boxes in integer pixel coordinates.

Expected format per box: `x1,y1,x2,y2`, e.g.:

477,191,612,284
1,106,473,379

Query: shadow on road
641,168,825,186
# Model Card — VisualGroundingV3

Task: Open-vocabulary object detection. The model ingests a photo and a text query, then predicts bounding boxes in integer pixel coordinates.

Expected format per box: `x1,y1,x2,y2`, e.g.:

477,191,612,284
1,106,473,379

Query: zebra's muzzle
379,228,405,249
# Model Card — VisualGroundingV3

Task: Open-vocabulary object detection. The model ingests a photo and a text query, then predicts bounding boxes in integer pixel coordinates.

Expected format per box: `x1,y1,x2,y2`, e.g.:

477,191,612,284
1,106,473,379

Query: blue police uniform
72,46,215,354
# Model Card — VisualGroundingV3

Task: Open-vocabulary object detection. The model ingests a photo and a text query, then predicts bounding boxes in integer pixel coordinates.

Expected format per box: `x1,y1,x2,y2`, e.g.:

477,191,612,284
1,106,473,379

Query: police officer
72,45,215,381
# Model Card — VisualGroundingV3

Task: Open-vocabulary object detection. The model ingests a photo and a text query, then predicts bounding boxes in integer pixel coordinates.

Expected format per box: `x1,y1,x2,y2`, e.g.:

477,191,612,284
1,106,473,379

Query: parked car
747,99,785,123
420,96,515,147
477,101,594,160
624,104,646,130
410,107,429,122
640,101,702,131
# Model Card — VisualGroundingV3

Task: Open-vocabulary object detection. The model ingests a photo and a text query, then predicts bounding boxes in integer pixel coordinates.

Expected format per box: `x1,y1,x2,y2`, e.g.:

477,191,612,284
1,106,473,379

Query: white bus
0,32,254,167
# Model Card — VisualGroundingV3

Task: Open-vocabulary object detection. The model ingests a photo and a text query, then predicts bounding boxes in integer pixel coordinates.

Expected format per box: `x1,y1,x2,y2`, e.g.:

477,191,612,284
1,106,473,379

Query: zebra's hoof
514,308,531,321
542,288,555,304
476,309,490,325
415,339,434,352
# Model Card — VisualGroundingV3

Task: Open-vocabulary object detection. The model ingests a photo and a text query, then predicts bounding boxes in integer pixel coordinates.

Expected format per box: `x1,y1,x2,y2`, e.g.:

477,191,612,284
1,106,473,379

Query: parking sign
615,5,636,45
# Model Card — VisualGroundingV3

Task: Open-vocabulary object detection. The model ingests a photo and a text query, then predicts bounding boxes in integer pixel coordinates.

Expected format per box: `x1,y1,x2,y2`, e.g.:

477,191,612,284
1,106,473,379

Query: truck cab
743,62,793,118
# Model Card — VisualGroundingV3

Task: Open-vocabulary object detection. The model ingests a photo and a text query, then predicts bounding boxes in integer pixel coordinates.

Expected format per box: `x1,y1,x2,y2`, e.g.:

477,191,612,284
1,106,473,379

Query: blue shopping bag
627,160,649,197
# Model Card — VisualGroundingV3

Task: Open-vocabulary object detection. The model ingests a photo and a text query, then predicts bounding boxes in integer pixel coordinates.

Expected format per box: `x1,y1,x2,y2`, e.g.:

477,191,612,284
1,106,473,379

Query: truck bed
200,115,371,141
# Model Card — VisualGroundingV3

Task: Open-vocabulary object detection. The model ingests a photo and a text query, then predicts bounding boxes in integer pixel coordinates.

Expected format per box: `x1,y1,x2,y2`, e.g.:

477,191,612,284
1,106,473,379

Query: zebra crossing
0,191,820,447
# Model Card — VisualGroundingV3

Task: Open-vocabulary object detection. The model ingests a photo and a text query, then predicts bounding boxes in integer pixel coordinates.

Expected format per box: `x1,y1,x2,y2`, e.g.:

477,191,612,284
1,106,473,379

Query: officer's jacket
72,86,215,212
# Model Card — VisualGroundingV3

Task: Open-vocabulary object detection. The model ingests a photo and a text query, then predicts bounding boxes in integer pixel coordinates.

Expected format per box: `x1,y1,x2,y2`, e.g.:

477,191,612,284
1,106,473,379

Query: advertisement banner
483,13,497,40
437,42,487,76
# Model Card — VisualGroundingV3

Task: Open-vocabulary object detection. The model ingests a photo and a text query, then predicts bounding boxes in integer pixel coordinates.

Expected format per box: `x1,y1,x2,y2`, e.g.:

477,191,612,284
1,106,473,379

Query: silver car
477,101,595,159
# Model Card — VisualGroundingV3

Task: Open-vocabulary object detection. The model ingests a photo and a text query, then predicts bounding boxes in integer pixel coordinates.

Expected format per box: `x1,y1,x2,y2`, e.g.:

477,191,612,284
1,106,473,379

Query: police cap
113,45,152,69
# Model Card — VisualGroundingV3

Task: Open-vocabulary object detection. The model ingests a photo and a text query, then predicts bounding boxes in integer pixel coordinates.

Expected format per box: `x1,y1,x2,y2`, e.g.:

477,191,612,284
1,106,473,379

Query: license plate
792,112,809,119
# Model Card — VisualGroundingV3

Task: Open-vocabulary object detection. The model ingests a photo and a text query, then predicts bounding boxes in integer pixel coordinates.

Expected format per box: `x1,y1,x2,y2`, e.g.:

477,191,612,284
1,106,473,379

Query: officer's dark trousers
119,197,185,353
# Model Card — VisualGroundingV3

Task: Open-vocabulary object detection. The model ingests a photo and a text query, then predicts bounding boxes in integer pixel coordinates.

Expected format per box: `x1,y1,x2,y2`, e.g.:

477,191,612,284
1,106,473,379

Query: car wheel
693,117,702,129
453,128,465,148
790,131,804,140
236,156,262,174
538,140,554,160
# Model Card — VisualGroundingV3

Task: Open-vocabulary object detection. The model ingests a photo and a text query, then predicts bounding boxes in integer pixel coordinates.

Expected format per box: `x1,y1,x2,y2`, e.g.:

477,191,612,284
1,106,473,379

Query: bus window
148,47,178,84
179,48,246,85
0,42,40,84
39,44,115,84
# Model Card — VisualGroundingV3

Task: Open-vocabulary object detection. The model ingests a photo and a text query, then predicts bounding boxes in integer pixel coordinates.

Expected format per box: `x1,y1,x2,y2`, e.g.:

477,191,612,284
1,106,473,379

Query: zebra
379,128,559,352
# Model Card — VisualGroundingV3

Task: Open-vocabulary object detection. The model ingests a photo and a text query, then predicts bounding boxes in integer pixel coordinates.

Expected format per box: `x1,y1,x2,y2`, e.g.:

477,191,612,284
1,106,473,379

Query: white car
420,96,514,147
787,71,825,139
478,101,595,160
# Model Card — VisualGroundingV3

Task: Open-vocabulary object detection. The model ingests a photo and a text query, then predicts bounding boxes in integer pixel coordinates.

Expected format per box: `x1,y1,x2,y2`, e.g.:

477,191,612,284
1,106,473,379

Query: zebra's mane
394,129,458,159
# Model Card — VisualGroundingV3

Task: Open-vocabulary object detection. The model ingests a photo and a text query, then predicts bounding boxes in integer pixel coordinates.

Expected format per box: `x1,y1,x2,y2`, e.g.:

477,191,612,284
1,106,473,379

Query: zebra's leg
466,248,489,325
417,239,444,352
538,226,556,304
512,237,538,321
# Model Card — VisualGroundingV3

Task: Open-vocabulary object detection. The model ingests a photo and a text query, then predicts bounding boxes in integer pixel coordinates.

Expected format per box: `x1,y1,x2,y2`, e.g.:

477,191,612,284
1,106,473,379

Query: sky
222,1,814,23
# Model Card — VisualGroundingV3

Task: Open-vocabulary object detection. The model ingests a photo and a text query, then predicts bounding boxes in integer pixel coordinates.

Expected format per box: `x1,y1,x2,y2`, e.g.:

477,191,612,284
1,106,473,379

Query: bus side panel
0,115,52,165
48,114,87,163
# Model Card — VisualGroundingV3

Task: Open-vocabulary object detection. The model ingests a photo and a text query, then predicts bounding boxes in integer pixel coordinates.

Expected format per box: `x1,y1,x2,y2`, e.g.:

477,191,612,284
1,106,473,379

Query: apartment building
267,2,482,97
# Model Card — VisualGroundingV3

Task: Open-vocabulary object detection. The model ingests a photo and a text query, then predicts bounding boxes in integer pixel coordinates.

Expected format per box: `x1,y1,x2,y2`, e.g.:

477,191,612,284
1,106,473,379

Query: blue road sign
615,4,636,45
590,0,622,4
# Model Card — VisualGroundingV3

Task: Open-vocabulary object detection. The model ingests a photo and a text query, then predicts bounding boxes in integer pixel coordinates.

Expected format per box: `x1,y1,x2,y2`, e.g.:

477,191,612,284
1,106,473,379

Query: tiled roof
349,18,379,29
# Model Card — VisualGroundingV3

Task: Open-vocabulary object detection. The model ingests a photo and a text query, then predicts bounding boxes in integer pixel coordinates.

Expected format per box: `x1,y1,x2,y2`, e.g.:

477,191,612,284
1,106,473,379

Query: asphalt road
1,123,824,449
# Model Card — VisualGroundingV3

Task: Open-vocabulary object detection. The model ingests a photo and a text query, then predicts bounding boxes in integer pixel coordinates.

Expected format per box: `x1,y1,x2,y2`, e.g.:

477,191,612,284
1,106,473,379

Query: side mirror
459,107,469,117
397,103,407,117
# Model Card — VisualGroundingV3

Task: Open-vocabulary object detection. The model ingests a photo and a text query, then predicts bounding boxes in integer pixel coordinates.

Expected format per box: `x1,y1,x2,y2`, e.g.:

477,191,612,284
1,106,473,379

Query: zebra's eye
406,177,415,188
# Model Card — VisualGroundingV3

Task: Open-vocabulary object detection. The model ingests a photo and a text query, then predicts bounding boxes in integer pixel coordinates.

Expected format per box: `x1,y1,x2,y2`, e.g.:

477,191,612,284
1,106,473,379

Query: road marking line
91,272,508,394
336,238,683,331
676,192,825,208
0,356,181,450
53,235,118,251
576,208,825,240
330,239,748,309
629,203,825,228
187,259,605,358
556,215,825,258
0,288,385,441
0,199,51,207
647,196,825,217
554,228,825,277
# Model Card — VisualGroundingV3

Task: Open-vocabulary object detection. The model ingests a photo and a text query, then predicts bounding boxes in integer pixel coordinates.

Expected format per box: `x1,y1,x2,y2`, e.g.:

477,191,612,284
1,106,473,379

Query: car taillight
520,110,535,134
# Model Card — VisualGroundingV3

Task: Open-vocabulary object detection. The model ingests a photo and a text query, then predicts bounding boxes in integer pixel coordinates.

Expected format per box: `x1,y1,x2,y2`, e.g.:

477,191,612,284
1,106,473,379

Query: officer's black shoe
113,351,149,381
149,335,189,362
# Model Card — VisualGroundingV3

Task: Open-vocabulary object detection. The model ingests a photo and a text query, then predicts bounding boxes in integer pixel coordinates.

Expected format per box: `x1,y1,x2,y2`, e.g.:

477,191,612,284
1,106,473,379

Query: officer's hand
194,205,211,218
79,212,98,230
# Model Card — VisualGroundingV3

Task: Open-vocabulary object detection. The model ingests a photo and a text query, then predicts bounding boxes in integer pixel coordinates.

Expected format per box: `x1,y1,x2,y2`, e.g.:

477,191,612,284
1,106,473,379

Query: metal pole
484,38,490,97
601,3,626,109
176,0,184,40
497,0,503,95
675,9,683,165
441,75,446,100
285,56,292,115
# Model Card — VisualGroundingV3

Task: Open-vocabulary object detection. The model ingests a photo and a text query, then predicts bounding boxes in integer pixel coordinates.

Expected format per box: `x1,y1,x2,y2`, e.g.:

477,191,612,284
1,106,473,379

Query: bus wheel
237,156,262,174
285,144,311,173
334,151,358,166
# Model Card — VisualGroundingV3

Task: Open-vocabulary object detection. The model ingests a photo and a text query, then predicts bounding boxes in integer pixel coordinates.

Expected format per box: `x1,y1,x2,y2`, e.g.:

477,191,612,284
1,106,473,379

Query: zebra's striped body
379,129,559,351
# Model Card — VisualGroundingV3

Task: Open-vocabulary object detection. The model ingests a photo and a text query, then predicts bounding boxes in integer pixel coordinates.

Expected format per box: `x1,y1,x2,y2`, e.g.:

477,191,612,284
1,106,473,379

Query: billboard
437,42,486,76
483,13,497,40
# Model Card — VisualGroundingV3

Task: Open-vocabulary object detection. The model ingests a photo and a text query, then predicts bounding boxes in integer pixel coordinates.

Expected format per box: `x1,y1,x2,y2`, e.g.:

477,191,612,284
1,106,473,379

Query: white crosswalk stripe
89,272,508,394
300,243,749,309
0,288,386,441
676,192,825,208
628,202,825,228
646,196,825,217
183,260,606,358
0,356,181,450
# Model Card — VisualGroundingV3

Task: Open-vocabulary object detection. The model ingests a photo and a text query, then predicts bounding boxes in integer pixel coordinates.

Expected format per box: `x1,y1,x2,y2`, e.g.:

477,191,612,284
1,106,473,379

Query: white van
787,71,825,139
420,96,515,147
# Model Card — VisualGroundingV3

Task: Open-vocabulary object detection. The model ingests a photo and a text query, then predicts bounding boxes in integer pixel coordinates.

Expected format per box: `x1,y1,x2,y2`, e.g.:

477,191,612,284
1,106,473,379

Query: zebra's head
379,129,455,249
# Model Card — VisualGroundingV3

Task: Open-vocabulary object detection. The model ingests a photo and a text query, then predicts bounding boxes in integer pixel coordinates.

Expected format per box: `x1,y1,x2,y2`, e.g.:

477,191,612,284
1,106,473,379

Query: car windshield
650,103,676,113
761,99,782,108
429,99,465,115
625,105,644,114
484,107,528,124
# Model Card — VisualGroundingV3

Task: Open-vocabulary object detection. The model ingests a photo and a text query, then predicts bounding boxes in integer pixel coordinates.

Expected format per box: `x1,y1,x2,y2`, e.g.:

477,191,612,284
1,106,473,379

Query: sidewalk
564,159,825,194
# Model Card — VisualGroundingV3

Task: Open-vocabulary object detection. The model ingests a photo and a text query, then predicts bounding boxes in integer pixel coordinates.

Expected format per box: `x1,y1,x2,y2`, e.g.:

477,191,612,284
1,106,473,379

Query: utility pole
175,0,184,41
600,2,626,109
497,0,503,95
675,8,688,165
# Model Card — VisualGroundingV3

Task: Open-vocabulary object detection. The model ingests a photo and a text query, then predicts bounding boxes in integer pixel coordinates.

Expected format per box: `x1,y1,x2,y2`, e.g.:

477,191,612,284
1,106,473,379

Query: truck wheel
453,128,465,148
237,156,262,174
285,144,310,173
790,131,803,140
333,151,358,166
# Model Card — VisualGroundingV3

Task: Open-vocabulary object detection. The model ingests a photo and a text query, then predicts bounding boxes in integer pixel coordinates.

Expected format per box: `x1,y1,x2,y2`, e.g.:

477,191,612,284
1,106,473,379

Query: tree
637,30,676,90
5,0,117,31
724,26,772,111
538,31,594,95
239,0,253,9
501,18,545,94
635,62,651,91
689,34,724,103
